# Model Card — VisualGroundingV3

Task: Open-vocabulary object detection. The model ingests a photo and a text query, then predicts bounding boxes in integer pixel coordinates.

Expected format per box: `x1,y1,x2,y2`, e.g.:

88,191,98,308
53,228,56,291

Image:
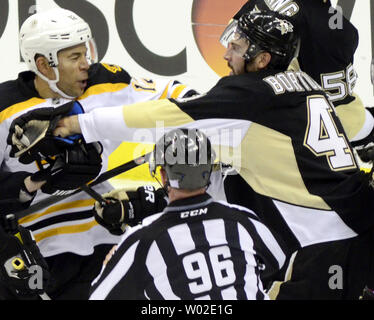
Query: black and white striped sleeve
89,212,165,300
89,229,142,299
217,201,287,278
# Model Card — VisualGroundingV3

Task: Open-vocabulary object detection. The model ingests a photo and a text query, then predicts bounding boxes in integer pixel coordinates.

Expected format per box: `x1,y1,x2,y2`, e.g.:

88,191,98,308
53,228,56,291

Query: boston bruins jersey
78,68,374,255
89,194,286,300
0,62,196,257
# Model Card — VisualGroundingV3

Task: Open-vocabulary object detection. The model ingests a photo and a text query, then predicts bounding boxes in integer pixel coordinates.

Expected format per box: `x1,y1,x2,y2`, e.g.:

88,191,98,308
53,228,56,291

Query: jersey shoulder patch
88,63,131,86
101,63,123,74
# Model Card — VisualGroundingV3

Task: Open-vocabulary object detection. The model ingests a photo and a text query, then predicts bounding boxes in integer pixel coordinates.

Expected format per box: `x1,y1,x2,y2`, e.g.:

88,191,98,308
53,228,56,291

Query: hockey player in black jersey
222,0,374,298
231,0,374,163
43,9,374,299
89,128,285,300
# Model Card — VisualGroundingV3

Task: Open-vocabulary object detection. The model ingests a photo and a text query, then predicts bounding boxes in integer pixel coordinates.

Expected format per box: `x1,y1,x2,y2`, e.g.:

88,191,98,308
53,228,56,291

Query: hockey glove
94,185,167,235
355,143,374,163
7,101,84,164
0,216,50,299
32,141,103,195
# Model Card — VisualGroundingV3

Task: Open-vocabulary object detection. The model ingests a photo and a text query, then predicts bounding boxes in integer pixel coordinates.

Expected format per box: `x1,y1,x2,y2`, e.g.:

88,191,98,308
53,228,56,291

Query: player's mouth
227,63,234,75
78,79,88,90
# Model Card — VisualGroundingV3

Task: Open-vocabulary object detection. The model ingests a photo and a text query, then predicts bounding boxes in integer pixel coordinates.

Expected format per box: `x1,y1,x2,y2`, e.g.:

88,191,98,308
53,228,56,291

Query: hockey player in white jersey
0,8,197,299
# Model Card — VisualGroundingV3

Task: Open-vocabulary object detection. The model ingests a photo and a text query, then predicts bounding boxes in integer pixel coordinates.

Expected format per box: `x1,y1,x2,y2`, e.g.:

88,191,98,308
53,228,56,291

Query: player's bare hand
53,115,81,138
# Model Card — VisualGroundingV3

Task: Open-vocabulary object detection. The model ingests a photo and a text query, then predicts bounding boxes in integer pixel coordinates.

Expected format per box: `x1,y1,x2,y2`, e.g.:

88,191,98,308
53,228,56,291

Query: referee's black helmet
149,128,215,190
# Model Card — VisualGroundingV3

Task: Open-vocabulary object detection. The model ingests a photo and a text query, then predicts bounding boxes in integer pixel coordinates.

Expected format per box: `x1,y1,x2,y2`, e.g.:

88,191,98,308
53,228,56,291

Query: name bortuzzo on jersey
263,70,322,95
89,195,286,300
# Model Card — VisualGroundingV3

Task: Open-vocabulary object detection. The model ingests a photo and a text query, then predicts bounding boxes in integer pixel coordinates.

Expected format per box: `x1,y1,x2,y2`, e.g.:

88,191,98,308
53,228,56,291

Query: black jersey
79,68,374,255
175,69,373,253
89,194,285,300
235,0,359,107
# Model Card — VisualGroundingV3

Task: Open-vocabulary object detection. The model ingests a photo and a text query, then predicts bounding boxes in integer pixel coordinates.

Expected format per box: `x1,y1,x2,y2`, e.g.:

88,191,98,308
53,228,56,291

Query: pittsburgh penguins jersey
79,68,374,255
233,1,374,146
0,62,196,257
236,0,358,106
89,194,286,300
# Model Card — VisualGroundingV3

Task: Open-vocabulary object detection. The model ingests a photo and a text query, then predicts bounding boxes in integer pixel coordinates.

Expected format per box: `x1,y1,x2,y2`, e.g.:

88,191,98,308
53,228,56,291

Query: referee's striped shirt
89,193,286,300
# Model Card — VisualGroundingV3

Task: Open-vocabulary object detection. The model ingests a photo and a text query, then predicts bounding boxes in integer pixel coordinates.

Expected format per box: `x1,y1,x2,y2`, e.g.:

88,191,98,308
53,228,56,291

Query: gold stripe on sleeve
34,220,98,243
18,199,96,224
122,99,194,128
0,97,46,124
78,83,129,100
170,85,187,99
159,81,172,100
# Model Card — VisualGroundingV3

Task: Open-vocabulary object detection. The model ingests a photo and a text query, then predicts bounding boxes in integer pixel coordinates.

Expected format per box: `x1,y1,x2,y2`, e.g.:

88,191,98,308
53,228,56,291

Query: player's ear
257,52,272,70
35,55,55,79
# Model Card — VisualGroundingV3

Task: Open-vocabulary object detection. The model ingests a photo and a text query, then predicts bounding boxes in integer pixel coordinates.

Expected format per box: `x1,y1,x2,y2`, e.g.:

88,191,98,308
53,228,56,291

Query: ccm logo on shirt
180,208,208,218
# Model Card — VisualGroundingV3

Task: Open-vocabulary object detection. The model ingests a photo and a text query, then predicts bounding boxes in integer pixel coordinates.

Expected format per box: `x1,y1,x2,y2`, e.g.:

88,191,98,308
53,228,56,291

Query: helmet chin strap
244,59,250,73
153,172,169,198
35,67,77,100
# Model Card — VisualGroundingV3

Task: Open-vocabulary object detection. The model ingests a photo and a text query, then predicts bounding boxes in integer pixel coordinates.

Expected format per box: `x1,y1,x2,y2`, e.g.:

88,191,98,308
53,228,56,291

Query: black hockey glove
0,215,50,300
7,101,84,164
355,144,374,163
32,141,103,195
94,185,167,235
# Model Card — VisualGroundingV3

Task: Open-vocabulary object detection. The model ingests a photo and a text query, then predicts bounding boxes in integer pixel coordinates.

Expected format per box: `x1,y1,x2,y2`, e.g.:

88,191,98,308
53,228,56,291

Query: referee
89,128,286,300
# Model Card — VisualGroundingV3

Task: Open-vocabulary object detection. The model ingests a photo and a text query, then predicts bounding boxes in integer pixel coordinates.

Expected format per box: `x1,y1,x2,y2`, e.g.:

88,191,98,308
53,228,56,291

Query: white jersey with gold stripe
0,62,197,257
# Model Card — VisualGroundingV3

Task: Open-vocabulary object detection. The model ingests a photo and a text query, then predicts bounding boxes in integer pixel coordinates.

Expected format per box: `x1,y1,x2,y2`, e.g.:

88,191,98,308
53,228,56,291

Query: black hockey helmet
232,1,251,20
149,128,215,190
220,9,299,69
